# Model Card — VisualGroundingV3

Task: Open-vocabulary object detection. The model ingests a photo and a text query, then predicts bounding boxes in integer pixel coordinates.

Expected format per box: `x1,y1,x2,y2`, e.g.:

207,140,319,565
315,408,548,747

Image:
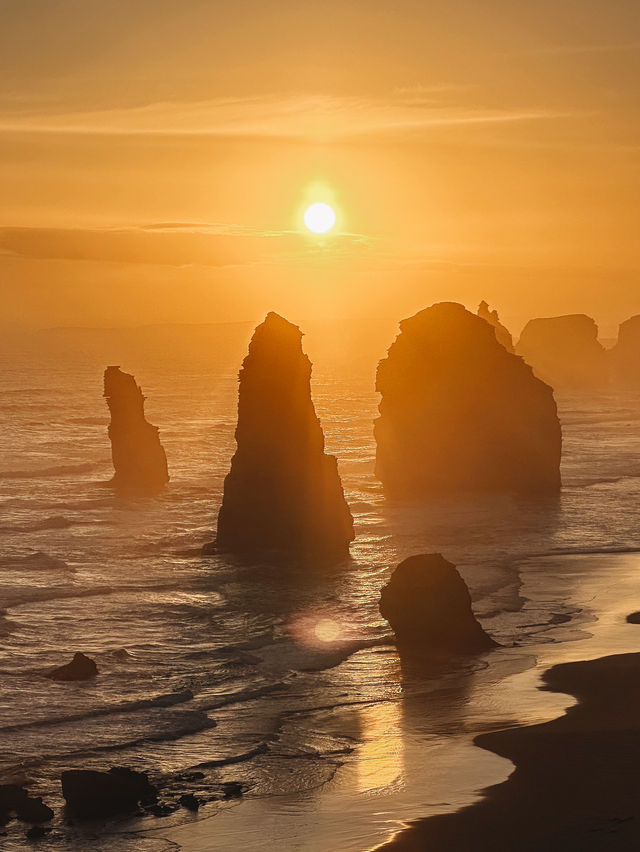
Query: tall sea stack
214,312,354,560
375,302,562,497
104,366,169,494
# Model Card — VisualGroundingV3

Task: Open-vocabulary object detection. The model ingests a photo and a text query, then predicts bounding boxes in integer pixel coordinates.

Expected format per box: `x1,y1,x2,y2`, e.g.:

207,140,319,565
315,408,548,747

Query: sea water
1,331,640,851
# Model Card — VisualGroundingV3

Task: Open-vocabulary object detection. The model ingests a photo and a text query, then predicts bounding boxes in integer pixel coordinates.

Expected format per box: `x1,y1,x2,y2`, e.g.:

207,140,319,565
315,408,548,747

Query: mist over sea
2,323,640,850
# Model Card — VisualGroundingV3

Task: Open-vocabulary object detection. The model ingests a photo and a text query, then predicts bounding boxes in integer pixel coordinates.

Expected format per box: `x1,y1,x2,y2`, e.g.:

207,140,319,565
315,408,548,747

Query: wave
68,417,108,425
4,711,216,773
0,551,74,572
0,462,99,480
0,689,196,735
0,515,73,533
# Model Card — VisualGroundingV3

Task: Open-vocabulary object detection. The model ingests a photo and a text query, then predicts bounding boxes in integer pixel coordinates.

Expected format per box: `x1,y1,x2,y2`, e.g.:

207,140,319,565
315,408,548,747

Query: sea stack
477,300,514,352
379,554,496,657
375,302,561,497
104,366,169,494
609,315,640,388
213,312,354,560
516,314,608,390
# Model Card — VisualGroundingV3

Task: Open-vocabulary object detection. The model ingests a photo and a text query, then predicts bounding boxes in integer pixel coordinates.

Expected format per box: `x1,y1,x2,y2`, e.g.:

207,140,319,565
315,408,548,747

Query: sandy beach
149,551,640,852
382,648,640,851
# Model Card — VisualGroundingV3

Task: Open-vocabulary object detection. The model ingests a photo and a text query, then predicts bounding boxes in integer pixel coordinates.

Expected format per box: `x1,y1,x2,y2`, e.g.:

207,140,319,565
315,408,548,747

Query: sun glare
304,202,336,235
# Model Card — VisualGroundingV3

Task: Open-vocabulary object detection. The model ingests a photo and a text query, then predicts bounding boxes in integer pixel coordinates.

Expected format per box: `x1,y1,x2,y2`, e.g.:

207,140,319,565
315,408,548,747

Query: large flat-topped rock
375,302,562,497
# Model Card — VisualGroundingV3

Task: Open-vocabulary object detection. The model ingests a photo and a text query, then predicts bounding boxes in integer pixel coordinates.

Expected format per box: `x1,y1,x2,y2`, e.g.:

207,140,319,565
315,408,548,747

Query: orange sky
1,0,639,335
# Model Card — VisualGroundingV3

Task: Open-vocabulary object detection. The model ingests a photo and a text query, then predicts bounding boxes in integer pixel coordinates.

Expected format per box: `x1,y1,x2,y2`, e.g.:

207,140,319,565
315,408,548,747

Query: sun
304,202,336,235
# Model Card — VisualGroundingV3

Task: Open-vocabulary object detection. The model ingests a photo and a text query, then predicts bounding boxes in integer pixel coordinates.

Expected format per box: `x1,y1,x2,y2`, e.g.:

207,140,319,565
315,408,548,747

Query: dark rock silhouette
62,767,157,818
26,825,50,839
379,554,496,657
104,366,169,494
221,781,246,799
477,300,514,352
0,785,53,825
516,314,608,390
609,315,640,388
213,312,354,560
375,302,562,497
46,652,98,681
179,793,201,811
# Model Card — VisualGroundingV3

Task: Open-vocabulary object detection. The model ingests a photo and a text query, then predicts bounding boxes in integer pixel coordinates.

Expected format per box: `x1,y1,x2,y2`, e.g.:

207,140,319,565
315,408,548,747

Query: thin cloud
0,223,369,267
522,41,640,55
0,93,568,139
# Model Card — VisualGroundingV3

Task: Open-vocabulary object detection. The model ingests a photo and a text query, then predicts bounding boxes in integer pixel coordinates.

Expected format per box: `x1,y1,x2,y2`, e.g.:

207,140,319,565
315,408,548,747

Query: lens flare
313,618,341,643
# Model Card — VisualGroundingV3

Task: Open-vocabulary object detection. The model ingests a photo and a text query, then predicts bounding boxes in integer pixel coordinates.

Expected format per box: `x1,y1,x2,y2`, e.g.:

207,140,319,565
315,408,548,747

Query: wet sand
381,648,640,851
152,553,640,851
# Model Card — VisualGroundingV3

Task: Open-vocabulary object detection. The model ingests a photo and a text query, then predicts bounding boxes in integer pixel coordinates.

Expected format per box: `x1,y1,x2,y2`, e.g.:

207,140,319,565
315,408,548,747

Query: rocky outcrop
477,301,514,352
0,785,54,825
213,312,354,560
61,767,157,818
379,554,496,657
104,366,169,494
46,652,98,681
375,302,562,497
609,315,640,388
516,314,608,390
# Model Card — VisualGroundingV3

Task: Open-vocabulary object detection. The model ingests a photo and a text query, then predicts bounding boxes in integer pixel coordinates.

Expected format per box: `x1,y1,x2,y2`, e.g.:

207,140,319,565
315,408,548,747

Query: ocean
2,325,640,850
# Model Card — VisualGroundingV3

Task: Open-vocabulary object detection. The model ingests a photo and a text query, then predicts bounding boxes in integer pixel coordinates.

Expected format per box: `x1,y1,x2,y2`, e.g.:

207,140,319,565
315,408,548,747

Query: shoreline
380,647,640,851
153,552,640,851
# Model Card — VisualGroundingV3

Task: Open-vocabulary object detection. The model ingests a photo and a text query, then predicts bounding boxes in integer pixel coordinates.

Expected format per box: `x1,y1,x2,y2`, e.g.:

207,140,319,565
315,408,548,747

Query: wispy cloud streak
0,93,568,139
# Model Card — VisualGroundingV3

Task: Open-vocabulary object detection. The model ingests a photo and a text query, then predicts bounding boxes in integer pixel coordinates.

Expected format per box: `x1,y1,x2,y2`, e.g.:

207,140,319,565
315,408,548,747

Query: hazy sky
1,0,638,333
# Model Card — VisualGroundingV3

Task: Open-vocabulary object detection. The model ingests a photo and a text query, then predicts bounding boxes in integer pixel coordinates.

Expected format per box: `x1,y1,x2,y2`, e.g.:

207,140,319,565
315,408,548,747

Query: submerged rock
62,767,157,818
516,314,608,390
477,301,514,352
375,302,562,497
104,366,169,494
46,652,98,682
609,315,640,388
379,554,496,657
213,312,354,560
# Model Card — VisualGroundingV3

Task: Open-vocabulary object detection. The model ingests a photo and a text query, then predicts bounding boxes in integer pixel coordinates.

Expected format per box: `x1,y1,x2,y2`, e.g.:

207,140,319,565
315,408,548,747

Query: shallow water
1,339,640,850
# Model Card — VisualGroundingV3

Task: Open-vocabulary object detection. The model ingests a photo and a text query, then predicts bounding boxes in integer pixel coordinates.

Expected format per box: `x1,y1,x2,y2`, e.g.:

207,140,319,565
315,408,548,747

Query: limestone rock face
477,300,514,352
104,366,169,494
516,314,608,390
379,554,496,656
214,312,354,560
609,315,640,388
375,302,562,497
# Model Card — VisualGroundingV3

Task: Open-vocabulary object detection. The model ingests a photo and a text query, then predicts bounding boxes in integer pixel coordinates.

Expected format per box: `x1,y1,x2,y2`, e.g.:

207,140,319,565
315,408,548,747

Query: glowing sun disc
304,202,336,234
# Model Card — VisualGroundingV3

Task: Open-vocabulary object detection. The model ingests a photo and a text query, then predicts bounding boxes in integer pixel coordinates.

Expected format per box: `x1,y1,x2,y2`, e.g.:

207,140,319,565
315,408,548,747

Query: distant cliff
477,301,514,352
375,302,562,497
213,312,354,560
104,366,169,494
516,314,608,390
609,315,640,388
